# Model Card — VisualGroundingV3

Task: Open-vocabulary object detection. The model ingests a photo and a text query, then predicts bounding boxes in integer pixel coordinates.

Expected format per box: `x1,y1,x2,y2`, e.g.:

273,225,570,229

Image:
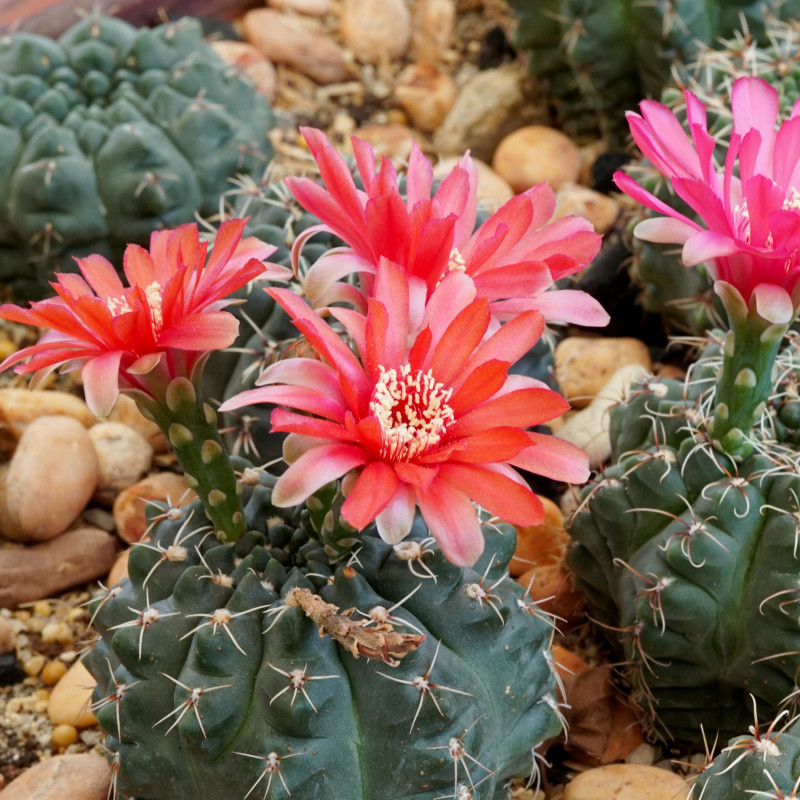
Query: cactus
567,332,800,742
506,0,800,144
83,458,562,800
0,12,274,298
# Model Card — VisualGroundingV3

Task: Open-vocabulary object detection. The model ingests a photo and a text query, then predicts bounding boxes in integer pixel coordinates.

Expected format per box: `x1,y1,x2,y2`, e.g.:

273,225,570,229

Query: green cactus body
507,0,800,143
84,459,561,799
0,14,273,298
567,333,800,742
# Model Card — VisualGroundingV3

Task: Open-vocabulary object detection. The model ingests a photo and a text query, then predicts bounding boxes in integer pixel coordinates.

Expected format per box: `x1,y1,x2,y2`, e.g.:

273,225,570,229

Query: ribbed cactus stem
708,281,792,460
139,376,246,542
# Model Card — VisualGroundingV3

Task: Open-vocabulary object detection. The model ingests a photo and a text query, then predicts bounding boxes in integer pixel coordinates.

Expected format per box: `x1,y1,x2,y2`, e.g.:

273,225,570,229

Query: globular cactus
84,457,562,800
0,13,274,298
567,332,800,742
506,0,800,144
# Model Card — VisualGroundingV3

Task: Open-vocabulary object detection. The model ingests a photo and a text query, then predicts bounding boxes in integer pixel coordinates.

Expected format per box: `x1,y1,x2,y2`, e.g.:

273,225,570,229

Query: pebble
267,0,331,14
394,63,457,133
47,659,97,728
0,389,95,457
341,0,411,63
554,337,652,408
348,123,421,165
492,125,581,193
516,562,585,627
23,653,46,677
242,8,352,85
556,363,653,467
412,0,456,63
554,182,620,234
41,621,74,646
89,421,154,506
0,415,98,542
0,614,14,655
210,40,277,101
112,471,198,544
41,659,68,686
433,156,514,212
562,764,689,800
50,724,79,748
106,394,167,453
0,752,110,800
509,496,567,577
107,548,130,587
0,527,117,609
433,64,525,162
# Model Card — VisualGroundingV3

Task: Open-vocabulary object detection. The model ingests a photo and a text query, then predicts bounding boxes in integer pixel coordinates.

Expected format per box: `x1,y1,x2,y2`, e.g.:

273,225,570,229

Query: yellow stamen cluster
370,364,455,461
106,281,164,335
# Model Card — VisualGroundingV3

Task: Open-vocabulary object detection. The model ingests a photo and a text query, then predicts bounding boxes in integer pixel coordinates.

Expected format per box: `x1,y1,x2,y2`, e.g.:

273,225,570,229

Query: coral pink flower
0,220,288,416
287,128,607,327
615,75,800,322
220,260,590,566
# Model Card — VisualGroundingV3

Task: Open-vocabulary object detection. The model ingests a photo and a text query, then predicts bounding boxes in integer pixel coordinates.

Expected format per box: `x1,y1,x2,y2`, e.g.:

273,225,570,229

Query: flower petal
341,461,399,530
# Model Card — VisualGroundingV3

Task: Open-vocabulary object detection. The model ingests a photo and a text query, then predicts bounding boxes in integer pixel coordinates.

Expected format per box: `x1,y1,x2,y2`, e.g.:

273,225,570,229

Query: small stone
32,600,51,617
433,156,514,213
89,421,154,505
106,394,167,452
50,724,79,748
562,764,689,800
41,621,74,645
412,0,456,63
107,548,131,587
0,752,110,800
492,125,581,193
0,527,117,609
625,742,658,766
210,40,277,101
267,0,331,13
348,123,422,166
112,471,198,544
23,654,46,677
555,337,652,408
516,563,585,626
48,659,97,728
242,8,352,85
41,659,68,686
394,63,457,133
1,415,98,542
0,389,95,457
341,0,411,64
433,64,525,162
509,496,568,577
554,182,620,234
0,615,14,655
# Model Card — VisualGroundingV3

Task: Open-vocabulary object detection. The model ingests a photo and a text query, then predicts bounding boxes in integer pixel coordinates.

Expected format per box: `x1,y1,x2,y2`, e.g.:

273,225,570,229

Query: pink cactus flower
287,127,607,327
221,259,589,567
615,75,800,323
0,220,288,416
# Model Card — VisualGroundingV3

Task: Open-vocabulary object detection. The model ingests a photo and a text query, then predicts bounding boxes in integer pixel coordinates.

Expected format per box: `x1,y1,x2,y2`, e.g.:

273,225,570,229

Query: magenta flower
614,75,800,322
287,128,607,327
221,260,589,567
0,220,288,416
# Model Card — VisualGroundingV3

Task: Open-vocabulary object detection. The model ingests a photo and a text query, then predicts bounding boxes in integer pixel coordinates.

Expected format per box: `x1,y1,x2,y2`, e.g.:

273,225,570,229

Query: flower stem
708,284,789,460
139,377,246,542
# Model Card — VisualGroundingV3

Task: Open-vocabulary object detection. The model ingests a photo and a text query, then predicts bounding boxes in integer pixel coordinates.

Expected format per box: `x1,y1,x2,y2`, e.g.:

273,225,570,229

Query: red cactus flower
0,220,288,416
221,259,589,566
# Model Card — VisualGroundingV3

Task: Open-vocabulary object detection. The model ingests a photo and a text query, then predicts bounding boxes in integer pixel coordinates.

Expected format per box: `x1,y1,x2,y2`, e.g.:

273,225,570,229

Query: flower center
734,189,800,249
106,281,164,335
370,364,455,461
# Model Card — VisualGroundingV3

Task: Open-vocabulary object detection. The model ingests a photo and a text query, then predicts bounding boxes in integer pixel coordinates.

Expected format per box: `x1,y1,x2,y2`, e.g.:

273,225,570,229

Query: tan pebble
35,688,51,701
1,415,99,542
492,126,581,193
555,337,652,408
51,724,79,748
41,621,73,645
267,0,331,13
554,182,620,234
563,763,689,800
66,607,87,623
341,0,411,63
89,421,154,505
41,660,67,686
32,600,51,617
242,9,352,85
394,63,457,133
23,615,47,633
0,752,110,800
433,156,514,213
509,496,569,577
210,40,277,101
412,0,456,63
348,123,421,166
48,659,97,728
0,615,14,655
516,563,584,626
107,548,130,587
23,654,46,677
5,697,23,714
0,389,95,457
106,394,167,452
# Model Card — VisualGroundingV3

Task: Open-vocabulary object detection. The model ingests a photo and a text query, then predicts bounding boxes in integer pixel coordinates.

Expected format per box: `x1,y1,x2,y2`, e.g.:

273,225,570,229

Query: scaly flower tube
0,219,289,540
287,127,607,328
220,259,589,566
614,75,800,458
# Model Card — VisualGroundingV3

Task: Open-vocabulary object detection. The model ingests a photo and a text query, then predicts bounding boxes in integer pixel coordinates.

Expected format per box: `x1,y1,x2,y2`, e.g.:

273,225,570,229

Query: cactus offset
84,459,562,800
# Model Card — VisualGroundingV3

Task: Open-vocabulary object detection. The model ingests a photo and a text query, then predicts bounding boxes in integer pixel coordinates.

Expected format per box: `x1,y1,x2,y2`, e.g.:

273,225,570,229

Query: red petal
431,298,490,385
449,388,569,437
341,461,399,529
510,433,591,484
